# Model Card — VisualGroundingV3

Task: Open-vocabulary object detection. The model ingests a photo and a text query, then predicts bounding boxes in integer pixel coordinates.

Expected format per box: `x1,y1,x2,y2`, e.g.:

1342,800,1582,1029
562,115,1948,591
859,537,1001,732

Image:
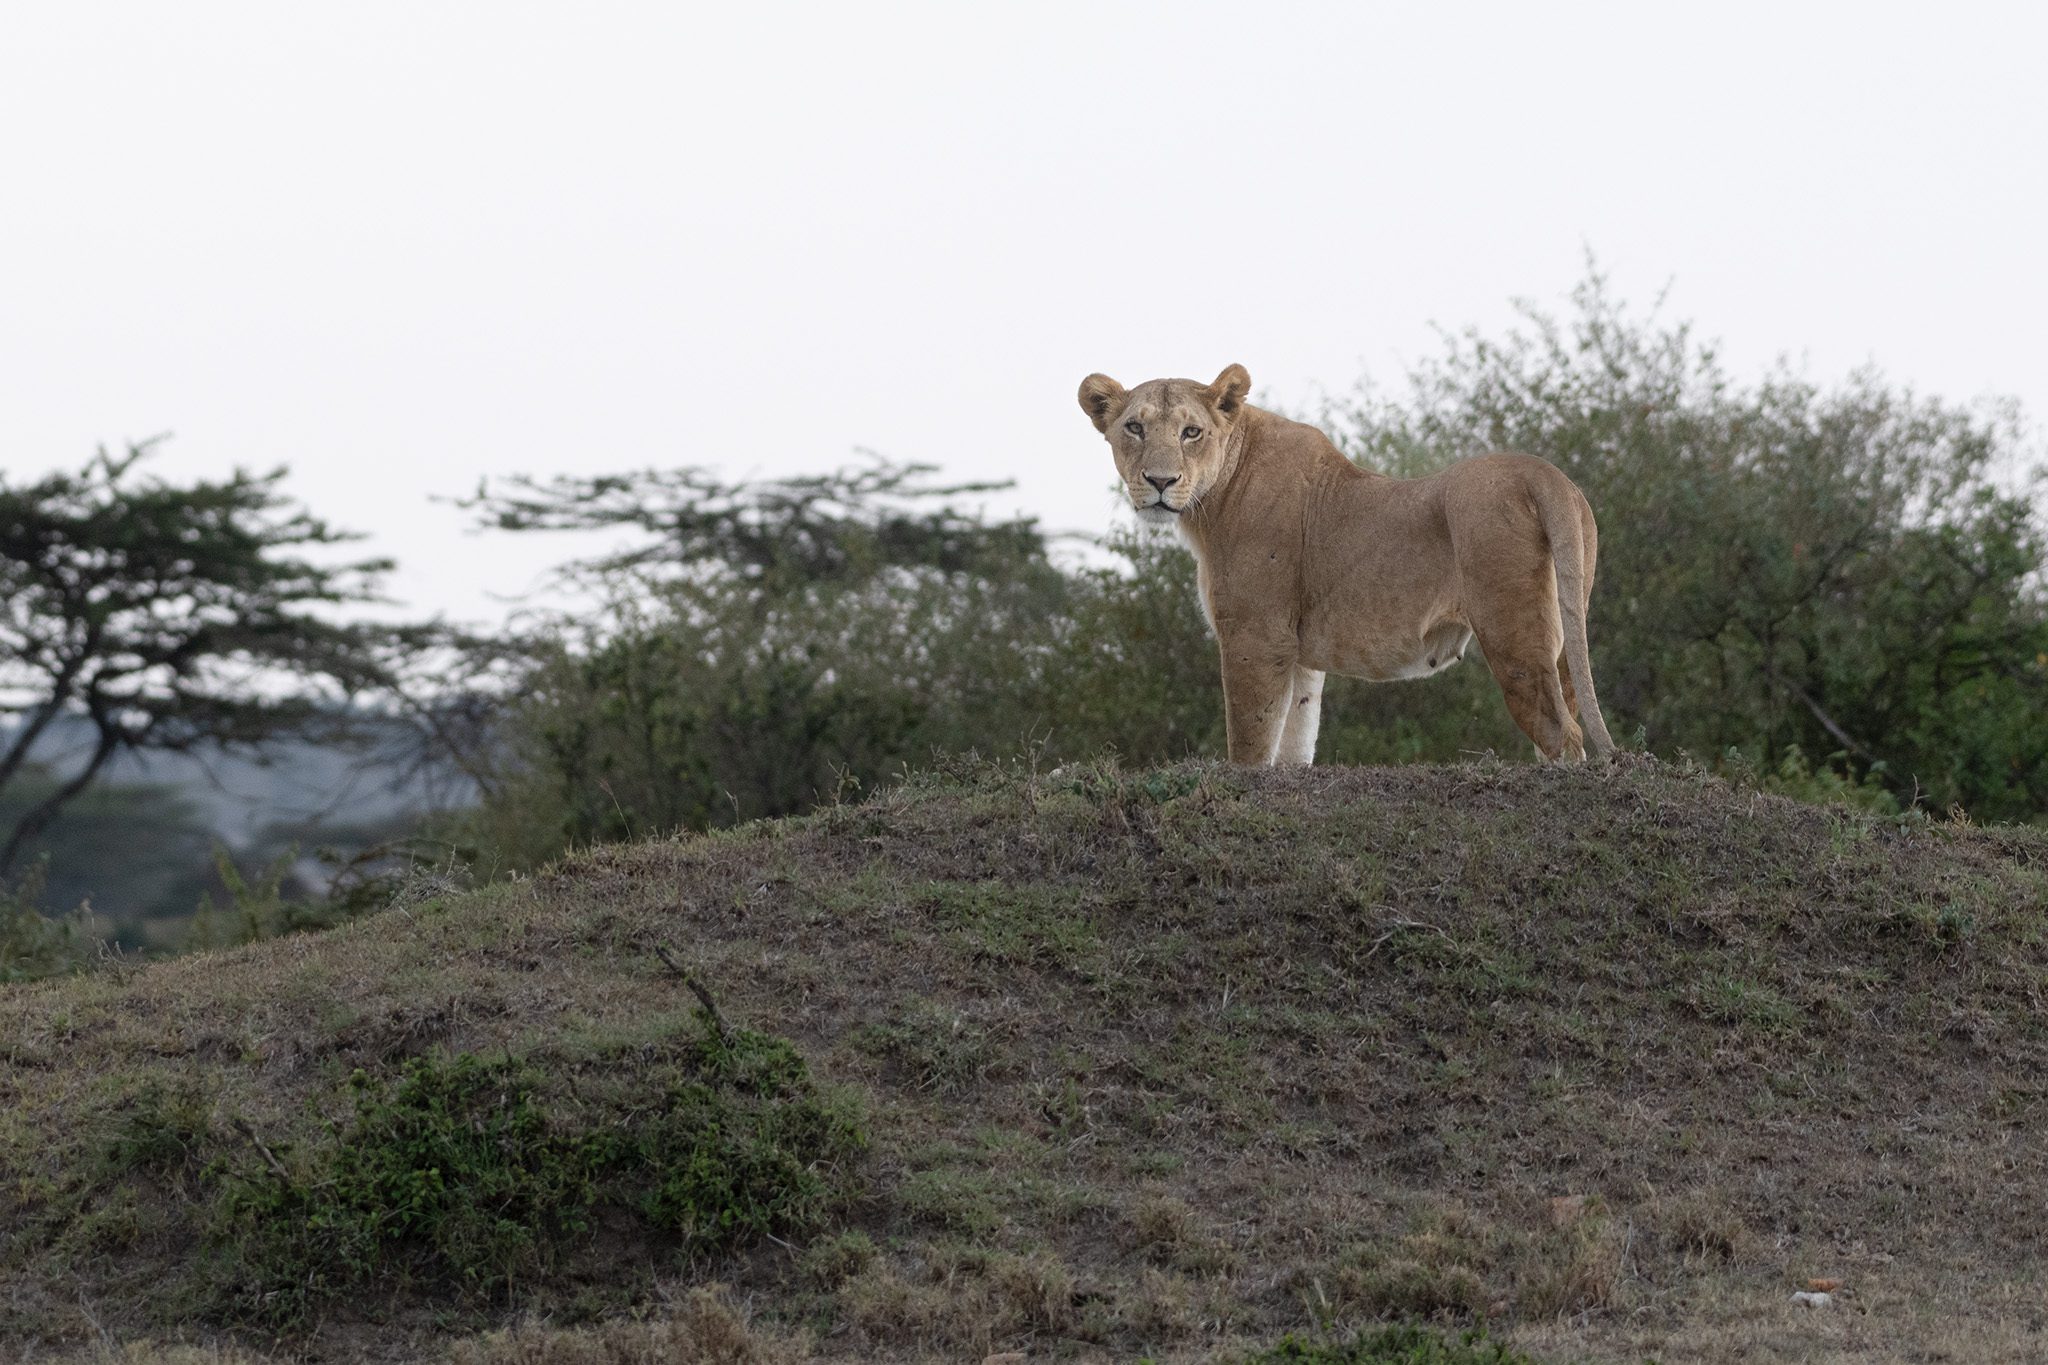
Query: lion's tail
1538,481,1617,761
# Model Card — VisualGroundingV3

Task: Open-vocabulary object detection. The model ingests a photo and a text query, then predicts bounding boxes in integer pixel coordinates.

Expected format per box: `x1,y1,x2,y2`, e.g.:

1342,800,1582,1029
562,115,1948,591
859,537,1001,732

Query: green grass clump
209,1016,864,1325
104,1079,214,1177
1246,1324,1543,1364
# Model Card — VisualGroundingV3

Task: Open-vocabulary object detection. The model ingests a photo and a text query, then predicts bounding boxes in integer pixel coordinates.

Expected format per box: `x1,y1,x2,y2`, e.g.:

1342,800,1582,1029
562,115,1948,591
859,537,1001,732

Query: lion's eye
1124,420,1144,436
1182,425,1202,441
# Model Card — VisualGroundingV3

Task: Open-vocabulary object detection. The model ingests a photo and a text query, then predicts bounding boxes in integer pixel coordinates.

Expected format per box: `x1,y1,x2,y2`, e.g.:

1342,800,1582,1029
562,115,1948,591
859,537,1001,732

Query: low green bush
207,1017,864,1326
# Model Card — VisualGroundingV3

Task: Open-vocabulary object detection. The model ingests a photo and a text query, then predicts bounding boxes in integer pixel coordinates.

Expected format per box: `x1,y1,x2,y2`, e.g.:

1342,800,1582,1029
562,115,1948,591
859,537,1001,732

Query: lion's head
1078,364,1252,522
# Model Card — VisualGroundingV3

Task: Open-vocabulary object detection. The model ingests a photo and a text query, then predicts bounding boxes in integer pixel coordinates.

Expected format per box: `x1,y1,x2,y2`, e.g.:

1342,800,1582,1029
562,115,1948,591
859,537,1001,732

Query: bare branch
655,941,731,1045
231,1116,291,1183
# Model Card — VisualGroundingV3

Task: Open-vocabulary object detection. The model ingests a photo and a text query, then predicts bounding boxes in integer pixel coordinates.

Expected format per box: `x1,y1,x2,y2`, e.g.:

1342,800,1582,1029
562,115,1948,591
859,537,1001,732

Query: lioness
1078,364,1615,765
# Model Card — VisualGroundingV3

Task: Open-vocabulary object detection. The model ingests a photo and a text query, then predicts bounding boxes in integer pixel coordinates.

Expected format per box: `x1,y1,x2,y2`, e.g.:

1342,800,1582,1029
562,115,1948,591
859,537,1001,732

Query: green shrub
103,1079,214,1179
213,1055,592,1312
208,1018,864,1325
638,1024,864,1246
1328,270,2048,818
0,860,105,982
1722,742,1903,816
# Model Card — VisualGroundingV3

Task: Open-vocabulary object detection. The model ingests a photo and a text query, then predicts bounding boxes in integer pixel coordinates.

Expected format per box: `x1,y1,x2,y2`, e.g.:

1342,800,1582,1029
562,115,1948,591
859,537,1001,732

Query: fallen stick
655,941,732,1045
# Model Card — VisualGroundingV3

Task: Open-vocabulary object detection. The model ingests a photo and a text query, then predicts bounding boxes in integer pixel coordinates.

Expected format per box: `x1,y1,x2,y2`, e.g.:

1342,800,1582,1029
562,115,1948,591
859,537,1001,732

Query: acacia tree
462,457,1046,592
0,442,418,876
454,459,1074,858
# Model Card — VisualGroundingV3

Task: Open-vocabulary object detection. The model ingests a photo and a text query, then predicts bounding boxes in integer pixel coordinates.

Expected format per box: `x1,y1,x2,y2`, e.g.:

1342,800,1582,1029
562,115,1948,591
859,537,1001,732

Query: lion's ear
1206,364,1251,418
1078,374,1127,433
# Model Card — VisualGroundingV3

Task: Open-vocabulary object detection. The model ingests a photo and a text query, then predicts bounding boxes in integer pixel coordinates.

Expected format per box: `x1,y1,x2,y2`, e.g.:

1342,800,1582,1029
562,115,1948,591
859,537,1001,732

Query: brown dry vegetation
5,755,2048,1363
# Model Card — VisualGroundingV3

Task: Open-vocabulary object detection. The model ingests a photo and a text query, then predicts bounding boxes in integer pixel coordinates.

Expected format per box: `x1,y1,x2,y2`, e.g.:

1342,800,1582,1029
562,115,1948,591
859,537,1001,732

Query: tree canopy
0,442,419,875
461,459,1048,592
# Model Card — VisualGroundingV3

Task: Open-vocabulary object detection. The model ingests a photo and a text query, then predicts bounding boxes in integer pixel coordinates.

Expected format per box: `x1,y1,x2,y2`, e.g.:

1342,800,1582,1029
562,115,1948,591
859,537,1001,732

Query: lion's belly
1301,614,1473,683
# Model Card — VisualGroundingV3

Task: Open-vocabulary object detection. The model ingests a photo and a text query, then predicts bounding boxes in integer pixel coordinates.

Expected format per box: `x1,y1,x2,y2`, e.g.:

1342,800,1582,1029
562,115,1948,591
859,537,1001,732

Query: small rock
1791,1290,1834,1309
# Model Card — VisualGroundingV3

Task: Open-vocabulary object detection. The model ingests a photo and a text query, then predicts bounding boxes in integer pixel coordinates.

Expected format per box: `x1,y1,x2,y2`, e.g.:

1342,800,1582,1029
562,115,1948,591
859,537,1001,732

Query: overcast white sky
3,3,2044,625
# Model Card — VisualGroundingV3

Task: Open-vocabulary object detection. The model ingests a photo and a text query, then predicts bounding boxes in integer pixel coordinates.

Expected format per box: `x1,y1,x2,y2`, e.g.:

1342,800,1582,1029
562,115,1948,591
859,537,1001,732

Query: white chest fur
1177,522,1218,635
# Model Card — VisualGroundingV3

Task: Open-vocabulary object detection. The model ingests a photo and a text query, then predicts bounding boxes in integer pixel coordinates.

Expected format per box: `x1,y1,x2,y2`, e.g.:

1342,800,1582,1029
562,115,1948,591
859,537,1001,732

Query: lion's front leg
1275,666,1325,765
1218,633,1298,765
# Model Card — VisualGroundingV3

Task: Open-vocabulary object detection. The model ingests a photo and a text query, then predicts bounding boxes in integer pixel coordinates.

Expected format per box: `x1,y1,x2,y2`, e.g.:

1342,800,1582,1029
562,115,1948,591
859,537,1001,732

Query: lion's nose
1144,473,1180,492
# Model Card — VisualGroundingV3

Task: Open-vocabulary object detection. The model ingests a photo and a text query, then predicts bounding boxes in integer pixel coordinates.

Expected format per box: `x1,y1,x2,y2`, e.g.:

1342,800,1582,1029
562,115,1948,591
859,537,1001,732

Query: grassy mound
4,755,2048,1362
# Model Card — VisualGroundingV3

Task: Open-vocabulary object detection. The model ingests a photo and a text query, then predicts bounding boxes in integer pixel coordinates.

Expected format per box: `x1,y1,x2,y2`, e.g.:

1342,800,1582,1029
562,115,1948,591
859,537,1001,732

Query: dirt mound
5,756,2046,1361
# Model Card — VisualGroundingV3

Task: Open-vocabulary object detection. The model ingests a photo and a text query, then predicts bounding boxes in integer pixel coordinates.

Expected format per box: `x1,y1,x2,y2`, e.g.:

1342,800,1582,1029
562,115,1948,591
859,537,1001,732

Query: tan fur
1079,365,1616,765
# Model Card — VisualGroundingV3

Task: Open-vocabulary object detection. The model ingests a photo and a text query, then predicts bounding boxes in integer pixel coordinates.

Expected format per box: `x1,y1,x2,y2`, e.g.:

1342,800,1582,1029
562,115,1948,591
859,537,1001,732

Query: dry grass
27,1286,807,1365
1518,1272,2048,1363
444,1285,808,1365
6,754,2048,1361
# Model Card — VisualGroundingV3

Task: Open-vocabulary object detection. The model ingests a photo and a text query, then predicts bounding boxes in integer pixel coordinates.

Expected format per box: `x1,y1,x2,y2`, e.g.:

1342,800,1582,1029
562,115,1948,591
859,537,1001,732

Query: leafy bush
214,1054,593,1312
0,861,103,981
209,1018,864,1325
1722,742,1903,816
638,1023,863,1246
1327,269,2048,816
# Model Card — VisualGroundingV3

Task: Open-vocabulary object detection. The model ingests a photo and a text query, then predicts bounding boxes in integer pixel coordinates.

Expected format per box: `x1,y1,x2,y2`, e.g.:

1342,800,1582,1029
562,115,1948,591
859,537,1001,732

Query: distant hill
1,713,475,945
8,712,473,842
3,757,2046,1362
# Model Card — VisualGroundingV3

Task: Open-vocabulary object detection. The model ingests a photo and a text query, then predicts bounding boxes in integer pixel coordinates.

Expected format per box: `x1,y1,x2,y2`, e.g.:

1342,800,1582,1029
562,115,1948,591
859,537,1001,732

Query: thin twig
1772,673,1876,761
232,1117,290,1183
655,942,731,1044
1363,916,1452,959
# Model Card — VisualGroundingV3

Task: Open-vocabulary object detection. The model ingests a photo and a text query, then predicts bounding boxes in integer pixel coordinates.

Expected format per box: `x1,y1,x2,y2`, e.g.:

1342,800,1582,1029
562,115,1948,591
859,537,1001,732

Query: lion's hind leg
1475,625,1585,763
1555,653,1578,722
